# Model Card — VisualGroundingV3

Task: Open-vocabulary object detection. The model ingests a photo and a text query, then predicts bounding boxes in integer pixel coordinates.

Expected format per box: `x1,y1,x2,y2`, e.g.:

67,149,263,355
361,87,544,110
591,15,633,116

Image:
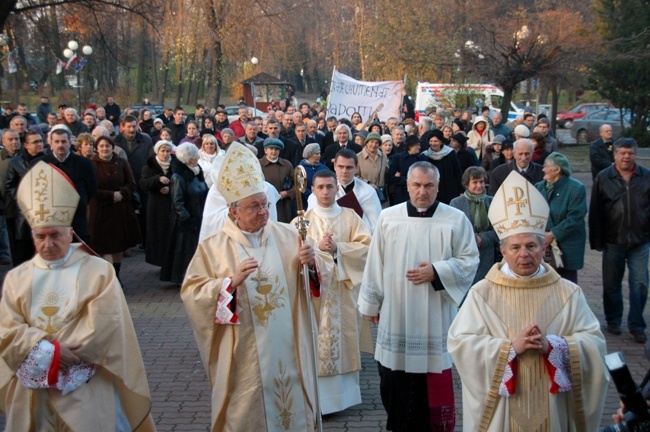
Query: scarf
423,144,453,161
189,165,201,175
156,156,171,174
463,190,489,232
200,151,218,165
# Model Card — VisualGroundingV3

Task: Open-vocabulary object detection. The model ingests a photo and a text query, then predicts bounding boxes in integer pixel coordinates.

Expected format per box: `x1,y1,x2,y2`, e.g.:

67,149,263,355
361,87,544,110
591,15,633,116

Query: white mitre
17,161,80,229
488,171,549,240
216,142,266,204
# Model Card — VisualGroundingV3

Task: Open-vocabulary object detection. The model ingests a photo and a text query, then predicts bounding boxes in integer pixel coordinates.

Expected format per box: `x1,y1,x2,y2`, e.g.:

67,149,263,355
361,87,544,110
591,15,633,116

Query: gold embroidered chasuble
0,246,155,431
181,218,318,432
448,263,609,432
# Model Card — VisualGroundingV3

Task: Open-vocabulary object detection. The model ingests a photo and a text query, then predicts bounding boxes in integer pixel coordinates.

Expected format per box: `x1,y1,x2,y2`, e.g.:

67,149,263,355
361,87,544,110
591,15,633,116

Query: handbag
543,239,564,269
376,186,388,203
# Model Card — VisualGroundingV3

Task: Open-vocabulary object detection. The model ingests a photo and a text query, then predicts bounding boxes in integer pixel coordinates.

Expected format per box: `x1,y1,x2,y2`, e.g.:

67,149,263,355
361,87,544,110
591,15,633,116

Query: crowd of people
0,93,648,431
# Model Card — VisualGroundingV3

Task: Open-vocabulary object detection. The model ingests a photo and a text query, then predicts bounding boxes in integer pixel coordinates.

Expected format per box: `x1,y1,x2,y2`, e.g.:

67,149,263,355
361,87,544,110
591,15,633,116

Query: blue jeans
602,243,649,333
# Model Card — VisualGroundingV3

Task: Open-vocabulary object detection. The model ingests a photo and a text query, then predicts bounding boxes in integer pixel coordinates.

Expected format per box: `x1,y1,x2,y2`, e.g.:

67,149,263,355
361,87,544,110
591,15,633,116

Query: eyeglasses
235,202,271,213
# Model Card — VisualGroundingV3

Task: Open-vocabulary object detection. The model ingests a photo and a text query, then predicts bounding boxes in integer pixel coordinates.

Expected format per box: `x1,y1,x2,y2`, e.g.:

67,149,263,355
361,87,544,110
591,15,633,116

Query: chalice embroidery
251,268,286,328
38,287,69,334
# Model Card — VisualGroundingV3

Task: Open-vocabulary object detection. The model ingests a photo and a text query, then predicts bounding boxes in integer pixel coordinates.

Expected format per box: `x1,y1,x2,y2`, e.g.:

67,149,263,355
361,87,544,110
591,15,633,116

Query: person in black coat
420,129,464,204
160,143,208,285
140,141,174,267
488,139,544,196
589,125,614,180
37,128,97,242
322,124,362,169
5,131,45,266
104,96,121,127
386,136,426,205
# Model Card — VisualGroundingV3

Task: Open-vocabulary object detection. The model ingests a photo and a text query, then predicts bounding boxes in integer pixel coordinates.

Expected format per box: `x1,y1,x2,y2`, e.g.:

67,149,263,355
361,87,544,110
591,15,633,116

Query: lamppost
251,56,259,113
63,40,92,113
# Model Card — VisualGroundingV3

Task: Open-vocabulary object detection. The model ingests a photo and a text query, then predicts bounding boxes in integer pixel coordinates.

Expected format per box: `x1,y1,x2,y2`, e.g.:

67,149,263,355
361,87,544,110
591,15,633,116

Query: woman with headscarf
298,143,328,209
421,129,464,204
88,136,142,279
450,166,498,283
198,134,223,188
467,116,494,161
535,152,586,283
160,143,208,284
140,140,174,267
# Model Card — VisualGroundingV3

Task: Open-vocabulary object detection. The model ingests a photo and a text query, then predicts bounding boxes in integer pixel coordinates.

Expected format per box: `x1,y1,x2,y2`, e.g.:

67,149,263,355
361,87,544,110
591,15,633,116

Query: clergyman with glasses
181,142,321,431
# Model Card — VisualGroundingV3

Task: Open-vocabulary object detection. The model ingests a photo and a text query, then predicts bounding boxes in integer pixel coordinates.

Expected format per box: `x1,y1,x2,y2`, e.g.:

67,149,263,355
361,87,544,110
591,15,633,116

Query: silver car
570,109,630,145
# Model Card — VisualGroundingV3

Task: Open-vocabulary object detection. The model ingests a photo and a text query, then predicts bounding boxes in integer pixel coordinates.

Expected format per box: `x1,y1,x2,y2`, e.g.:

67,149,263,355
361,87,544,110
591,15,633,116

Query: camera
601,352,650,432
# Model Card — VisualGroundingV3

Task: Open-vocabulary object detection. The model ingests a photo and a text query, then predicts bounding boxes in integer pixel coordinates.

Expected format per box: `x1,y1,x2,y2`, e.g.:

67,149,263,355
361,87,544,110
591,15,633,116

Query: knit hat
354,130,369,141
546,152,572,176
405,134,421,149
451,133,468,145
263,138,284,150
153,118,164,125
492,134,506,145
154,140,174,154
514,125,530,138
365,132,382,145
302,143,321,159
381,134,393,144
221,128,235,138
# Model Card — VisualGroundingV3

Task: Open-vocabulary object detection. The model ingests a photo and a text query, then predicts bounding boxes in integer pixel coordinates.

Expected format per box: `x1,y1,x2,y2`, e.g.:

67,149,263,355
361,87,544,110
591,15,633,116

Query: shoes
631,332,647,343
606,325,622,335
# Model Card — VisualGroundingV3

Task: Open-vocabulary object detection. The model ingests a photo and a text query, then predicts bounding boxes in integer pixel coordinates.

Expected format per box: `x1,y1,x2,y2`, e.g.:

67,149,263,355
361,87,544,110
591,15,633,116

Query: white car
224,106,266,123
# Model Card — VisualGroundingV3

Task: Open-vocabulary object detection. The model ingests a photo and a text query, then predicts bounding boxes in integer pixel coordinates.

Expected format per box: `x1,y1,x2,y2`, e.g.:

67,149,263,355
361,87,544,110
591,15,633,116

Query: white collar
314,203,342,218
241,228,264,248
500,262,546,278
40,245,77,270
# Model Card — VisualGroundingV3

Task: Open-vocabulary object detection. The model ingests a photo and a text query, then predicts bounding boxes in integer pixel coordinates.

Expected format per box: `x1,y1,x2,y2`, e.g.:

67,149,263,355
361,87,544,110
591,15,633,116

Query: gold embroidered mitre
17,161,79,229
216,142,265,204
488,171,549,240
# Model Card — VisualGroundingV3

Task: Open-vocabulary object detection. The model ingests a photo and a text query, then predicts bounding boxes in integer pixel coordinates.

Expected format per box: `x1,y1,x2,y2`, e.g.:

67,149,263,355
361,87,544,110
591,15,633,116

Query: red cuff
542,345,561,394
505,357,518,394
48,340,60,386
309,263,321,298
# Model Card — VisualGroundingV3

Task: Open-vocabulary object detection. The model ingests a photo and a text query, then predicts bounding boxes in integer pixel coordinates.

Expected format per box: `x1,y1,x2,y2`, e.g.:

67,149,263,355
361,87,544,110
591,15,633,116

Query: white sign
327,69,404,123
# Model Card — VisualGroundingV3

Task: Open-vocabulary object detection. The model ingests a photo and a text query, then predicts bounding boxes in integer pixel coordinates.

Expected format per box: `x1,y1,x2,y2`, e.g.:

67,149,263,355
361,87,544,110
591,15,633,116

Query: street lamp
251,57,259,114
63,40,92,113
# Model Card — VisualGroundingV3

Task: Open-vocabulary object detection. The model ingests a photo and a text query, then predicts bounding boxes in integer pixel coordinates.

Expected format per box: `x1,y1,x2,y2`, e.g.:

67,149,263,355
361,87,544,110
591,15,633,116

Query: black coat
160,160,208,284
104,102,121,126
589,137,614,180
140,155,173,266
386,152,427,205
322,141,362,170
488,161,544,196
5,149,44,239
422,150,464,204
167,122,187,145
589,164,650,250
114,132,154,189
37,152,98,239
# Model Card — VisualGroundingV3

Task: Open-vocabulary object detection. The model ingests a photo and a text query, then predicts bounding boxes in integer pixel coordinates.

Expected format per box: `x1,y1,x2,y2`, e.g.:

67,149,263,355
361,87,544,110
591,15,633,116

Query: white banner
327,69,404,123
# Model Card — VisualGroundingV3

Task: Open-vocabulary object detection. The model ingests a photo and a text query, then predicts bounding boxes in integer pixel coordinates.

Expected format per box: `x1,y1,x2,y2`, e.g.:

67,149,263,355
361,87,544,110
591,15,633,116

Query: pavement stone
1,171,649,431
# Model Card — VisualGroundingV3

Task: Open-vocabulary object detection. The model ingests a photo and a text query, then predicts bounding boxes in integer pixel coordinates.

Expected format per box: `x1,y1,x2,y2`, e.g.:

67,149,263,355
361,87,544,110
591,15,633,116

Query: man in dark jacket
37,128,97,242
589,138,650,343
589,124,614,180
36,96,51,123
488,139,543,196
167,107,187,144
104,96,121,127
322,124,362,170
63,108,90,137
5,130,44,265
114,115,154,244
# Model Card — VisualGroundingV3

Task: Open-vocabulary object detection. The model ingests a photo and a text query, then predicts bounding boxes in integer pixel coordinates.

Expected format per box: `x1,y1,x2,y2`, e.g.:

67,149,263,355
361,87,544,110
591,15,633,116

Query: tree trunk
150,38,159,103
48,5,65,94
211,40,223,106
159,48,169,104
500,82,515,122
0,0,18,33
550,77,559,139
174,53,182,108
135,26,146,103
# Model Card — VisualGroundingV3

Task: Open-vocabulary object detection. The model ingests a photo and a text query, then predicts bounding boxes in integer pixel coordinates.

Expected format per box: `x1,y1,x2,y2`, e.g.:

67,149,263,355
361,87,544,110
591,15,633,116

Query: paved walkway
1,171,649,431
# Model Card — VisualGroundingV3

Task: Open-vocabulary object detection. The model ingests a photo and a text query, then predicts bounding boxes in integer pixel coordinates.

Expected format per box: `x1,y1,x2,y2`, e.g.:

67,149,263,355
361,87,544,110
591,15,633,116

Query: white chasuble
235,236,308,431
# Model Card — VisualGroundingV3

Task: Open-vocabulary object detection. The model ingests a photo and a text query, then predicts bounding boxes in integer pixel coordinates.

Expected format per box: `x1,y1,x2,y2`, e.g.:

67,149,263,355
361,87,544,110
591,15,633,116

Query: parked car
570,109,629,145
224,106,266,122
556,102,614,129
128,105,165,117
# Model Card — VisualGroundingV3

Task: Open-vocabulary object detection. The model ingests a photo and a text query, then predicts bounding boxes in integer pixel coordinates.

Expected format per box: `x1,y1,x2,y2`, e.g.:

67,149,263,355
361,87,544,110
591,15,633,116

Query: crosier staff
294,165,323,432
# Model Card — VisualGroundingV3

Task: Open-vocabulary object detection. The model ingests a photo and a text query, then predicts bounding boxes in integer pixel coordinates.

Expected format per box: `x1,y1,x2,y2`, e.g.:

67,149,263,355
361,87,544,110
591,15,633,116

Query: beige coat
356,148,387,187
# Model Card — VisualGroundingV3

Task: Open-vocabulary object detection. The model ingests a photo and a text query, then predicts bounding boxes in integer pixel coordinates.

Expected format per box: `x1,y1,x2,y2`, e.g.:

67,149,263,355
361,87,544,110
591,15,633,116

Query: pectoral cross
35,204,50,221
507,186,528,215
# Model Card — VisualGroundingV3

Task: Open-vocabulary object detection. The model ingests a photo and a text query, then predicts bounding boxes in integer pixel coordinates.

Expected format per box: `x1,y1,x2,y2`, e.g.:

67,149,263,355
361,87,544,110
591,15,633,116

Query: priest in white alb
448,171,609,431
358,161,479,431
307,148,381,232
293,169,372,414
0,161,155,431
181,142,321,431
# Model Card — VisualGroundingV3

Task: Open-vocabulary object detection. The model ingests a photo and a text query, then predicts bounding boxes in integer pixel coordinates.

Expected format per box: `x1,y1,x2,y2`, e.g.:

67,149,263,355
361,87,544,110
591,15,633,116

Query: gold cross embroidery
507,186,528,216
35,203,50,221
